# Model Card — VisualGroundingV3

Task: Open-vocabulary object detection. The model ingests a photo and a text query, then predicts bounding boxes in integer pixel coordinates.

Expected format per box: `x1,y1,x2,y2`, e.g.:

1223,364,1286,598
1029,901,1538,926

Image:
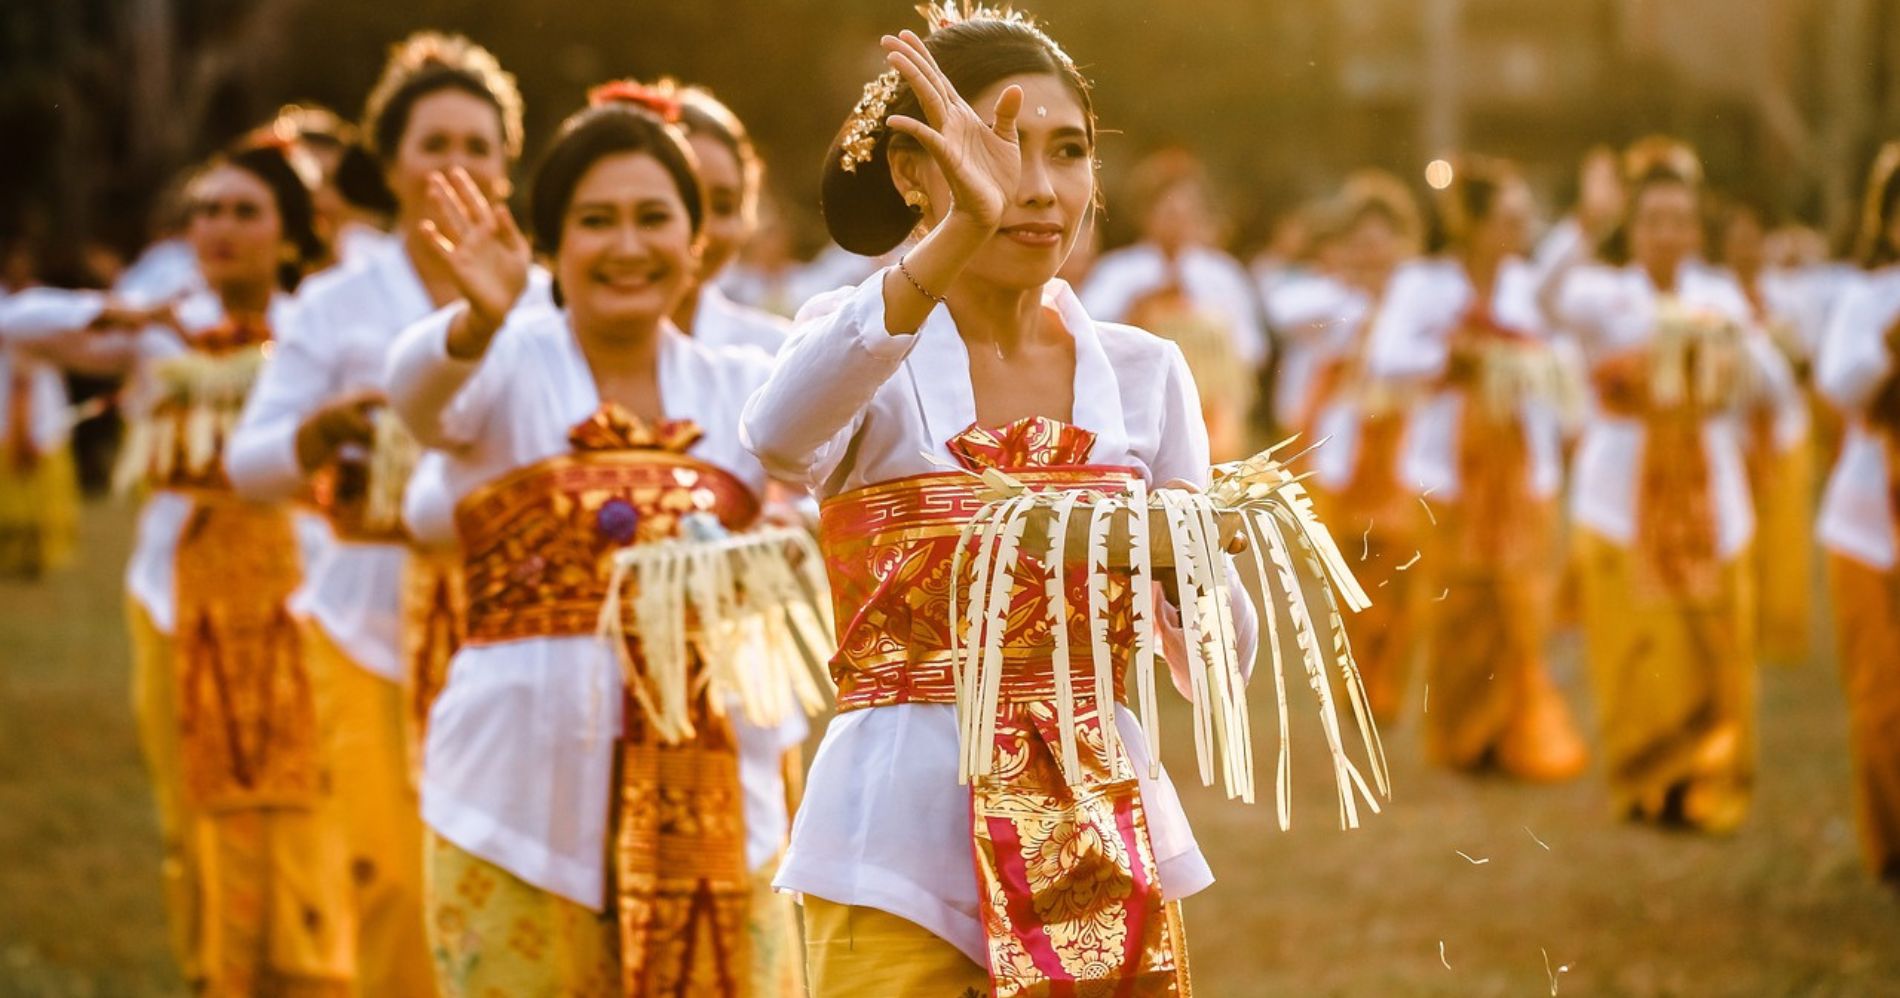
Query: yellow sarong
1750,435,1815,664
1577,530,1756,833
1422,498,1587,781
304,622,435,996
1828,555,1900,886
0,445,78,577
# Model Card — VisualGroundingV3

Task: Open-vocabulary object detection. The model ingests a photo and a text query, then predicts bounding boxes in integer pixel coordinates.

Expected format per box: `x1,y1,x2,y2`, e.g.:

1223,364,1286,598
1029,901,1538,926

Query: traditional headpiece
837,2,1067,173
587,79,684,123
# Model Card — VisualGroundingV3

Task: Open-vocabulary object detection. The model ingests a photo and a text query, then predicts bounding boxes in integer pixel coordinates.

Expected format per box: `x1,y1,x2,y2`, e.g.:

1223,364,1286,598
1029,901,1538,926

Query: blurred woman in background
226,32,541,994
1815,141,1900,889
1548,138,1795,833
1365,155,1587,780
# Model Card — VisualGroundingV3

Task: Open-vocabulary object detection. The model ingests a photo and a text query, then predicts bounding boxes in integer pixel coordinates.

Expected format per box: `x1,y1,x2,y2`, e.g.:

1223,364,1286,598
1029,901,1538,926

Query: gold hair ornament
837,2,1070,174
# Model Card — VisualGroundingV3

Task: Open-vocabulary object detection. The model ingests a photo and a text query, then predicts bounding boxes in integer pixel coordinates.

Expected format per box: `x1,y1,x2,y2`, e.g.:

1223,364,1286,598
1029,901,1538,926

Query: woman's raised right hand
419,167,531,334
881,29,1023,235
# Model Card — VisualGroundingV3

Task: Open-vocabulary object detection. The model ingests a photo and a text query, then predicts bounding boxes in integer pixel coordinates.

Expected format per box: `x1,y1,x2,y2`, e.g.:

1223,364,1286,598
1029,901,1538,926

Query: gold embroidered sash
819,415,1187,996
451,404,760,996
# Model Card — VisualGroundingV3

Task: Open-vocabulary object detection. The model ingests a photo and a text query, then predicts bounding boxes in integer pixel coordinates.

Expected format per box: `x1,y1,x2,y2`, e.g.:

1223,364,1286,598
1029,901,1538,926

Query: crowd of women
1,4,1897,995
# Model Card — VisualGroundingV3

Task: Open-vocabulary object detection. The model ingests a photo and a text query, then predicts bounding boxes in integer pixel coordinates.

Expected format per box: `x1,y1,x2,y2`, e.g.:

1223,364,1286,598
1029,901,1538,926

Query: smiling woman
383,85,809,996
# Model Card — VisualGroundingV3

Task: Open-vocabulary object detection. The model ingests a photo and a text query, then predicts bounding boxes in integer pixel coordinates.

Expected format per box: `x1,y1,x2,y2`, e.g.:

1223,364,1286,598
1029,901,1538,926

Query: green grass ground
1,501,1897,996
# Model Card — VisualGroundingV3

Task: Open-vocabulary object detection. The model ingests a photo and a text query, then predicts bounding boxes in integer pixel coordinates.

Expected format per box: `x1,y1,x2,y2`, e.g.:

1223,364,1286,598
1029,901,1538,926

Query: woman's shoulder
1092,318,1190,381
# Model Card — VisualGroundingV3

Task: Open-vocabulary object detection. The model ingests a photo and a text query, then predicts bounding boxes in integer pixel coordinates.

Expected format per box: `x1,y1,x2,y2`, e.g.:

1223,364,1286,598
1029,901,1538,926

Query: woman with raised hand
743,8,1252,994
386,84,801,995
1816,141,1900,890
225,31,546,995
1362,155,1588,781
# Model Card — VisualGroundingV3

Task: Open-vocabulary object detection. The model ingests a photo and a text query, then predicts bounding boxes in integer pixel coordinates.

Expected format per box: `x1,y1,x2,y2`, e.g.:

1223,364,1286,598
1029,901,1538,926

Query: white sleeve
1816,281,1894,412
0,288,106,342
1364,269,1444,380
225,305,340,500
384,302,506,451
739,271,920,487
1216,259,1270,368
1147,343,1213,490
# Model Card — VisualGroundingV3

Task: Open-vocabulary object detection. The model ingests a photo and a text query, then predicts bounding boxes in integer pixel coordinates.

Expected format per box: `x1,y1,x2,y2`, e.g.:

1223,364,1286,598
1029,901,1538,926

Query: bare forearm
879,216,991,334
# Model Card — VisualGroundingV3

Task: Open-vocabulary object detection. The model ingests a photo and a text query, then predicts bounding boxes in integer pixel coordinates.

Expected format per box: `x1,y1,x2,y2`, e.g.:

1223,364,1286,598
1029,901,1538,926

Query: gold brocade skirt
1421,498,1587,782
1576,530,1757,833
0,446,78,577
1827,555,1900,885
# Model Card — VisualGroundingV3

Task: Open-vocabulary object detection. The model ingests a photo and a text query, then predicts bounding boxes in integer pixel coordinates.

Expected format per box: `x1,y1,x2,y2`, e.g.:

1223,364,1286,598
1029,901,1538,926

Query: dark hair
203,143,324,291
670,83,762,206
1437,155,1518,248
333,142,399,216
1856,142,1900,269
820,15,1095,256
362,32,524,166
529,103,705,305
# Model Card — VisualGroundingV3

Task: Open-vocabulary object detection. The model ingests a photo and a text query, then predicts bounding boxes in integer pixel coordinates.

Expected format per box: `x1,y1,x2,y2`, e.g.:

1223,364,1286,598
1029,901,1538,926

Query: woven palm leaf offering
114,340,270,494
596,512,837,744
949,436,1389,830
1649,299,1763,411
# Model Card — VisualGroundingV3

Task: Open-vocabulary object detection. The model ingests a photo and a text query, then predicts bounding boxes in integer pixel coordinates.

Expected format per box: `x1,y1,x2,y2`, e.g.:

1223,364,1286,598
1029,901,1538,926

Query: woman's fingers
417,218,457,260
990,83,1024,141
493,199,527,251
449,167,496,232
426,173,475,244
899,30,959,108
884,48,947,127
885,115,951,166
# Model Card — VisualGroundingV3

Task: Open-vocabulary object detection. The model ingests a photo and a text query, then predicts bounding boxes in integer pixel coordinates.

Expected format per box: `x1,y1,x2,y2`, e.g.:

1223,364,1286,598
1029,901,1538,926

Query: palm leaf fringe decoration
113,347,267,494
948,437,1389,831
596,516,836,745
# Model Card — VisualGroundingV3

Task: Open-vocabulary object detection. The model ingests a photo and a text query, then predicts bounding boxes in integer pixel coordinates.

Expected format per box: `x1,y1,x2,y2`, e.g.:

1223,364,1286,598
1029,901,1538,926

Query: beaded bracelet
896,255,947,305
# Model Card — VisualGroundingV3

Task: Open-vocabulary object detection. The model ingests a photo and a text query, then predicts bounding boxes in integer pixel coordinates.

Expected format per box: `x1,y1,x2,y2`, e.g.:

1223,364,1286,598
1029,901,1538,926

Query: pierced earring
904,189,929,213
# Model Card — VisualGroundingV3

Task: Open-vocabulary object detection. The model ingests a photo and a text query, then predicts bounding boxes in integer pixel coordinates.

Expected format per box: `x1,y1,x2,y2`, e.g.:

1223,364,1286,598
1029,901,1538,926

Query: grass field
2,501,1898,996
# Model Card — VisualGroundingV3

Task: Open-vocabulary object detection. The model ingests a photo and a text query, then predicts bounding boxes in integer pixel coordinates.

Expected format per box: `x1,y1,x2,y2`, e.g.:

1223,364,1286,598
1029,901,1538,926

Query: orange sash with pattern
454,404,761,996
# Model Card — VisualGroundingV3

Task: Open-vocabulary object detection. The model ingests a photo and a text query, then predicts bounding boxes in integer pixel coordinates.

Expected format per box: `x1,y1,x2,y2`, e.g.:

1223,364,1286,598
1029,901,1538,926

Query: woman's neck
574,312,664,387
1642,258,1681,294
946,277,1046,357
215,278,273,318
1462,247,1503,298
671,280,705,336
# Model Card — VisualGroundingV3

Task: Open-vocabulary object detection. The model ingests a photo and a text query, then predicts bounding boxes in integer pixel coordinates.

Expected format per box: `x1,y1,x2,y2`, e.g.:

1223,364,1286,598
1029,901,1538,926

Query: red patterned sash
818,415,1189,995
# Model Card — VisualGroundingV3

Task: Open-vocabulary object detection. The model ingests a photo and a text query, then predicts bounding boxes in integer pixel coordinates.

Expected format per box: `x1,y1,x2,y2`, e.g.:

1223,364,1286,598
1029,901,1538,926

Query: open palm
882,29,1023,232
419,167,531,329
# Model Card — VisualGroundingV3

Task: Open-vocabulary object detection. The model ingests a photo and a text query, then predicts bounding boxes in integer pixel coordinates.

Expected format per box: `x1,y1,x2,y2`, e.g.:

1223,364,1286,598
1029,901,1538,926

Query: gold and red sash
818,415,1189,996
452,403,761,996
